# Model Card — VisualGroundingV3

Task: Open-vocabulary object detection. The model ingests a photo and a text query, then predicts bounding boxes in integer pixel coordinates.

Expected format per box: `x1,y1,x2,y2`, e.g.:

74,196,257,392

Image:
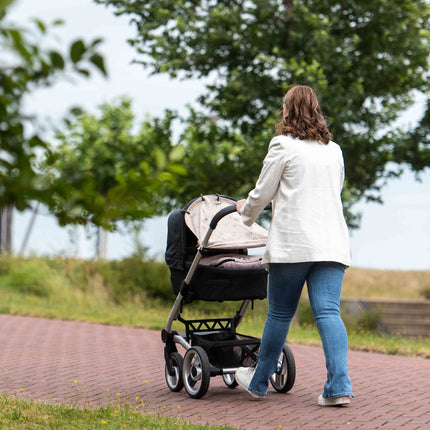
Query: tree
46,98,186,233
95,0,430,227
0,0,107,251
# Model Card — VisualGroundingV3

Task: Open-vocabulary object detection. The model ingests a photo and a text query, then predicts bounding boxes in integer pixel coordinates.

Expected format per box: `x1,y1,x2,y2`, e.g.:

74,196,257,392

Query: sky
6,0,430,270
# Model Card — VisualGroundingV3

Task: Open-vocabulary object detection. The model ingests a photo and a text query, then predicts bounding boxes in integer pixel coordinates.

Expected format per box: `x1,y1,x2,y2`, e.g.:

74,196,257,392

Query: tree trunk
95,227,108,259
0,205,13,254
6,205,12,253
20,203,39,256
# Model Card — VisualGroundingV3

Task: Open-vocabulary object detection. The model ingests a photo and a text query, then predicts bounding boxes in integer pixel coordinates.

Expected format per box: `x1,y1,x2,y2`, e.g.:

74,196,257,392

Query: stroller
162,194,296,399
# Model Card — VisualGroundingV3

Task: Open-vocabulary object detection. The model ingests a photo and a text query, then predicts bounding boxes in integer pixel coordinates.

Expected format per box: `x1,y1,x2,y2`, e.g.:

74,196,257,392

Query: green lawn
0,395,240,430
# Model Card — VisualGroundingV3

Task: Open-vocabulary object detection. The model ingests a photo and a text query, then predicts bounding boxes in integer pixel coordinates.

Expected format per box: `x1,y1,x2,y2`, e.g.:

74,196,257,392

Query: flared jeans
249,262,354,398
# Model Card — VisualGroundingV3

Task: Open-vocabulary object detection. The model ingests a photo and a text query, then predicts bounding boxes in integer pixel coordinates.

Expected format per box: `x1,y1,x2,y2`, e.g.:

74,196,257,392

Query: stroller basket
191,331,260,368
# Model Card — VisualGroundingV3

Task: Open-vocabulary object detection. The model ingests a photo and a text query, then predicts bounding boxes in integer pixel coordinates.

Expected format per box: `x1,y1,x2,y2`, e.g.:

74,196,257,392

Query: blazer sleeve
338,145,345,191
241,137,286,226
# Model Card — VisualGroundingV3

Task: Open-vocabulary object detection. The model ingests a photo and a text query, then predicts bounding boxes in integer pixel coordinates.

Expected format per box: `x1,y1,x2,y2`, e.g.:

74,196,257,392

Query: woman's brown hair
275,85,332,144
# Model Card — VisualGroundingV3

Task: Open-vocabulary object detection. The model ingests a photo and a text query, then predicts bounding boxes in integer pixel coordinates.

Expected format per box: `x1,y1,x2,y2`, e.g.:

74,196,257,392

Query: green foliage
169,108,275,207
45,98,186,229
357,310,380,332
0,254,172,304
94,255,172,302
95,0,430,227
0,1,107,211
0,257,55,297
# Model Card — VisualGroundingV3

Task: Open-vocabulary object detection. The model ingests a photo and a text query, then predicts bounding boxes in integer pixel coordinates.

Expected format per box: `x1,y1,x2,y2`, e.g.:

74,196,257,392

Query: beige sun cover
184,195,268,249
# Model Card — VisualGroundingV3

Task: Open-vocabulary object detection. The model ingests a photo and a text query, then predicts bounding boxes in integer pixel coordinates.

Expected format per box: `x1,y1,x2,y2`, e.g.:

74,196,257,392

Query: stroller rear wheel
165,352,184,392
183,346,210,399
222,373,238,389
270,343,296,393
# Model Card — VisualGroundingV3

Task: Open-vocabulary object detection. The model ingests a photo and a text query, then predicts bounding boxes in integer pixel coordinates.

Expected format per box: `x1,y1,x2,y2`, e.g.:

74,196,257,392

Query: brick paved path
0,314,429,430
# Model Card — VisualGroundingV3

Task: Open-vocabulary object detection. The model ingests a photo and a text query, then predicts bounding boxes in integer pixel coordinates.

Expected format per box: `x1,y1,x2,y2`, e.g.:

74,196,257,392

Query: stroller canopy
184,195,268,249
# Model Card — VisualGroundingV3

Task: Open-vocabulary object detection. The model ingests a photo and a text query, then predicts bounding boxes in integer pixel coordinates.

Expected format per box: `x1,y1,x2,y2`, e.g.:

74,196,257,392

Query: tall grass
0,255,429,358
343,267,430,300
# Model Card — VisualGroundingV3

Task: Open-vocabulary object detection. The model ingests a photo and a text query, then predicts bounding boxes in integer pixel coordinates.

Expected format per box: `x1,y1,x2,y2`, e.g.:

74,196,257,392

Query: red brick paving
0,314,429,429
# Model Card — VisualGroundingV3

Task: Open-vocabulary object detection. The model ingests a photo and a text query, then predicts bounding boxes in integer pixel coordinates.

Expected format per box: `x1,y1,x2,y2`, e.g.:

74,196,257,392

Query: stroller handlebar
209,202,272,230
209,204,237,230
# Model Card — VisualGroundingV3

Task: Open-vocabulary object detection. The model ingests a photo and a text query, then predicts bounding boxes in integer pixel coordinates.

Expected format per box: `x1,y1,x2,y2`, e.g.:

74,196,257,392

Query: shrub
96,256,172,303
357,310,380,332
0,255,174,304
0,257,55,297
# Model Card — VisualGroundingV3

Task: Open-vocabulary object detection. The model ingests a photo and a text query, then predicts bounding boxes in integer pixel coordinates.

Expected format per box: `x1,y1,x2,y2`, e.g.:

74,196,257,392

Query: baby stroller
162,194,296,399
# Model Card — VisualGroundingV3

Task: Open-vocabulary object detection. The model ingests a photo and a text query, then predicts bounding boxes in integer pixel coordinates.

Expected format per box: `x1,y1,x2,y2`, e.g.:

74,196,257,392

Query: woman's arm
239,137,286,226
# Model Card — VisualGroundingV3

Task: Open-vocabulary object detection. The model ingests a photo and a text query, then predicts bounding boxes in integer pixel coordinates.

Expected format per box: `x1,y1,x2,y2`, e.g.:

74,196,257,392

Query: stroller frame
162,201,296,399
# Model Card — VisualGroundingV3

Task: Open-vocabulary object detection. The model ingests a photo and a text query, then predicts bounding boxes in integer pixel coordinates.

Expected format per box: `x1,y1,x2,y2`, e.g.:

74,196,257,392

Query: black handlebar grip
209,204,237,230
209,201,272,230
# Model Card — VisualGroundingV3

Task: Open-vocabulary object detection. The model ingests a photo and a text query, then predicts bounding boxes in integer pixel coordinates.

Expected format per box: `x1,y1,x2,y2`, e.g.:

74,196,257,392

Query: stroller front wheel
165,352,184,392
270,343,296,393
183,346,210,399
222,373,238,389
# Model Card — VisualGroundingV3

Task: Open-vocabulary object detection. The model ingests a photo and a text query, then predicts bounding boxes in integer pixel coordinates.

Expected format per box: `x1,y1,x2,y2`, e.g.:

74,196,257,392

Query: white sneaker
318,394,351,406
235,367,266,399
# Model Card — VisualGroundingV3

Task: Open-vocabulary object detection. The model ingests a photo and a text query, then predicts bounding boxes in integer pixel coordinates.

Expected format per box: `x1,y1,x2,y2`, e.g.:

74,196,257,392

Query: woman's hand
236,199,247,214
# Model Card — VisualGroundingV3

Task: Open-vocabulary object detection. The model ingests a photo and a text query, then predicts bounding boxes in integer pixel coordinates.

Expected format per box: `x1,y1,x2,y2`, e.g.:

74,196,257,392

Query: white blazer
241,134,351,268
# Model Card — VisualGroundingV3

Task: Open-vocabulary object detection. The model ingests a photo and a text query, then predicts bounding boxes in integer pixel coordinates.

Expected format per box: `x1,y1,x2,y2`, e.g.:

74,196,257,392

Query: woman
235,85,353,406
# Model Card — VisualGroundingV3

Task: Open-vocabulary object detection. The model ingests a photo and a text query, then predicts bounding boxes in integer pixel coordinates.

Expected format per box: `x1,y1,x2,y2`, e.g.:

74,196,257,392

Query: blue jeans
249,262,354,398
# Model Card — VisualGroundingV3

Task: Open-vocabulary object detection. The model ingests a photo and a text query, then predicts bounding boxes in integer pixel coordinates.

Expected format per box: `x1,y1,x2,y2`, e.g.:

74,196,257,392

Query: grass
342,267,430,300
0,394,240,430
0,255,429,429
1,277,429,358
0,255,429,360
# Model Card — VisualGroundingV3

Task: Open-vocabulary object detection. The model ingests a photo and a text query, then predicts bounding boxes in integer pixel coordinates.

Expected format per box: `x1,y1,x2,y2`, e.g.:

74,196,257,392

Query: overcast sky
6,0,430,270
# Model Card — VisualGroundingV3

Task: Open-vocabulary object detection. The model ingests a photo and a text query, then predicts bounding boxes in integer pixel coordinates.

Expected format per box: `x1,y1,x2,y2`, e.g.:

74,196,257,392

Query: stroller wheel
165,352,184,392
270,343,296,393
222,373,238,389
182,346,210,399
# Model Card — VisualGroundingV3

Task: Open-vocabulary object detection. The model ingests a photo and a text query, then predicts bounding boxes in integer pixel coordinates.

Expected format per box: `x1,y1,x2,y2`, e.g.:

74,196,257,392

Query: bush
98,256,172,303
0,255,173,304
357,310,380,332
0,257,55,297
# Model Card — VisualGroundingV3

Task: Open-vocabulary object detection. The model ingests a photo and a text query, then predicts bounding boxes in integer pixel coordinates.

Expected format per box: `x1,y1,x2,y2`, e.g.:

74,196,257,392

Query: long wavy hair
275,85,332,144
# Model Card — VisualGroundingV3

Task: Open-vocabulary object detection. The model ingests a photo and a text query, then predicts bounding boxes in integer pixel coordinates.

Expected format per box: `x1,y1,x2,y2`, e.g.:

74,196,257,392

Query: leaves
70,40,85,63
0,8,108,211
89,53,107,76
49,51,65,70
46,98,187,229
96,0,430,227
